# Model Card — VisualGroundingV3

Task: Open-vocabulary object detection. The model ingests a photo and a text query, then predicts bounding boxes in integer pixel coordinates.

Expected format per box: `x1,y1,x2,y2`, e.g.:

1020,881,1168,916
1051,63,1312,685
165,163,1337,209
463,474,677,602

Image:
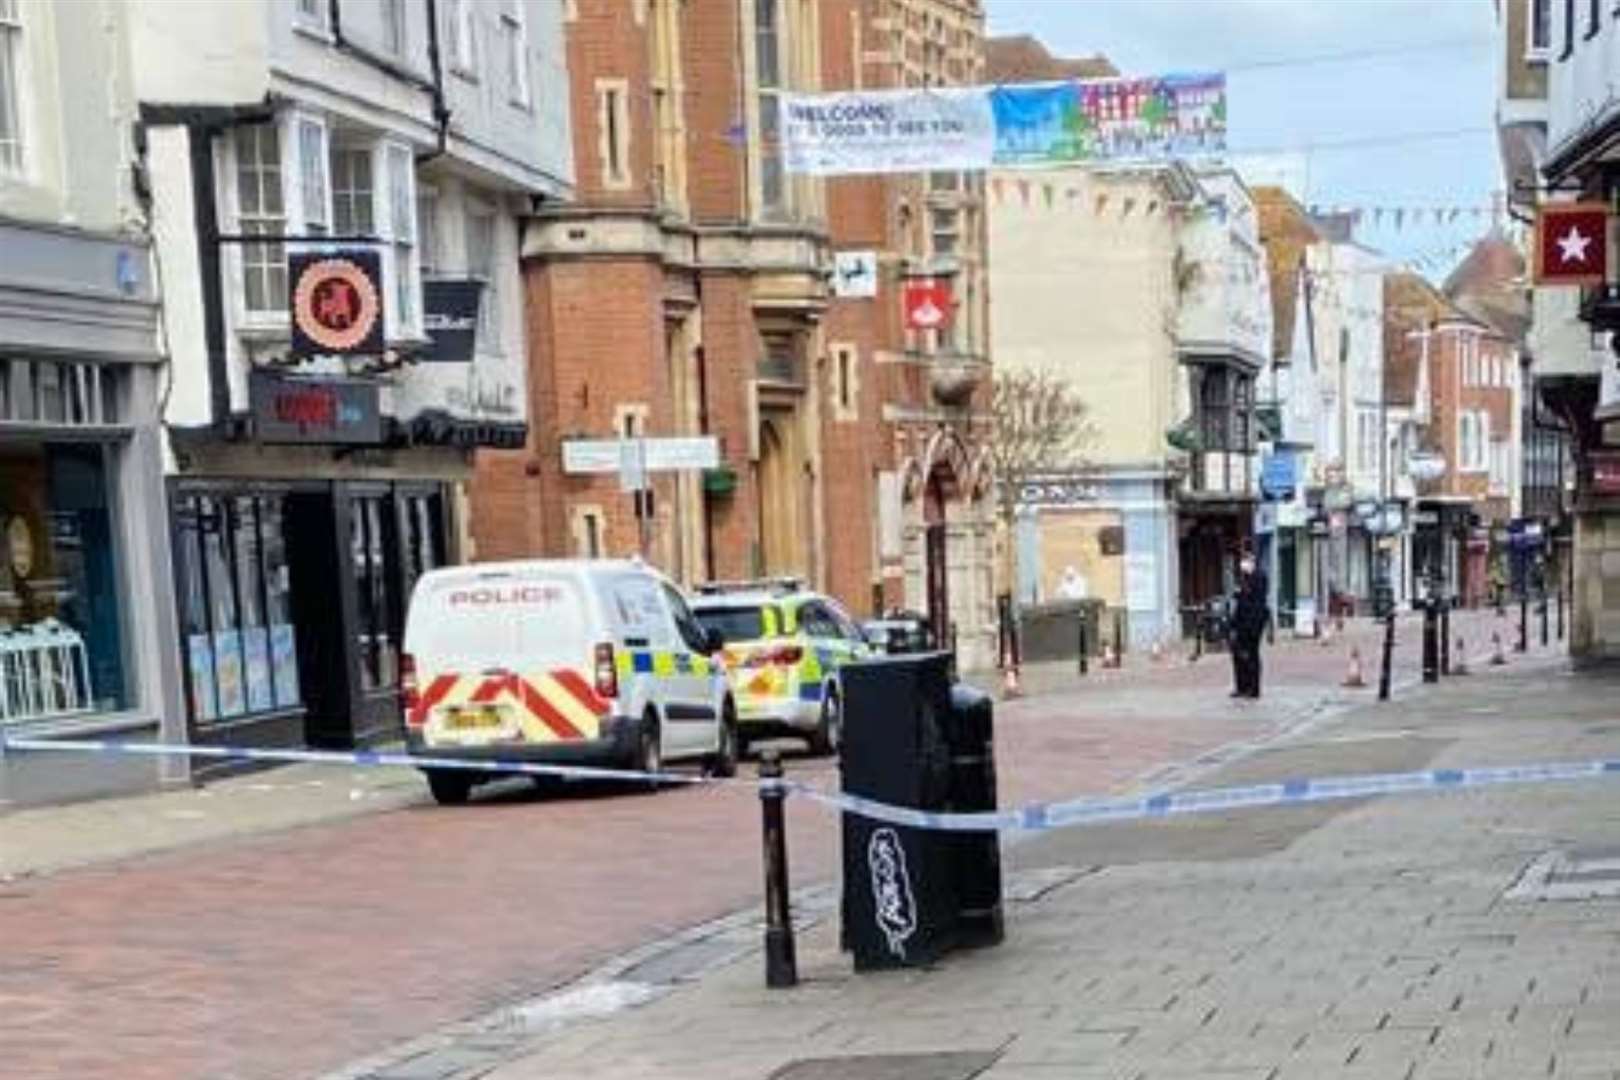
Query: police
1229,553,1271,700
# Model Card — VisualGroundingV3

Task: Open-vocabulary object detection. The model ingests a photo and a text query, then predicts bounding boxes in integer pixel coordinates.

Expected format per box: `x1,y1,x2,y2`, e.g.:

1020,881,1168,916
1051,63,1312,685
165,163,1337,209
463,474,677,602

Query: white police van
401,559,736,804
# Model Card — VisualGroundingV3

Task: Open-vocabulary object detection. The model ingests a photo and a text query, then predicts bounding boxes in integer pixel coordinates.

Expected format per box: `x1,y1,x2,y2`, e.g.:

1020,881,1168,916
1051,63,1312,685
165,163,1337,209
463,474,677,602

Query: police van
401,559,737,804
